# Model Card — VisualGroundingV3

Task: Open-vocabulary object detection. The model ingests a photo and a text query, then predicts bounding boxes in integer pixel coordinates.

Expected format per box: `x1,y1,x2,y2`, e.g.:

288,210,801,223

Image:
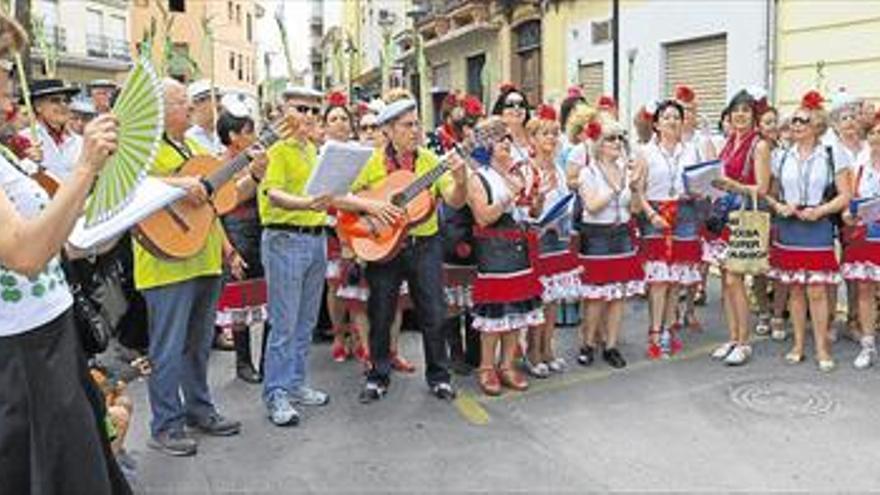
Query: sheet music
304,141,374,196
68,177,186,249
683,160,725,200
851,197,880,224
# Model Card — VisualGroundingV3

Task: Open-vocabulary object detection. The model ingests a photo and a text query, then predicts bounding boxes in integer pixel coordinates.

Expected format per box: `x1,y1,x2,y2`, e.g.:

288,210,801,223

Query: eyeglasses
839,113,857,122
360,124,378,132
603,134,626,143
791,116,811,126
295,105,321,116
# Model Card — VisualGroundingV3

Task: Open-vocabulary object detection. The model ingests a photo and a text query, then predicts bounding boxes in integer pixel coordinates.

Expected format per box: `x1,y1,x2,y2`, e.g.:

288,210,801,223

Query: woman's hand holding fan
80,114,119,174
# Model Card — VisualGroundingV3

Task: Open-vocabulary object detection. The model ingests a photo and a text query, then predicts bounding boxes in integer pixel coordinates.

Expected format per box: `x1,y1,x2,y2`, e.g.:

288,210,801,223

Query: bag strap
825,145,836,185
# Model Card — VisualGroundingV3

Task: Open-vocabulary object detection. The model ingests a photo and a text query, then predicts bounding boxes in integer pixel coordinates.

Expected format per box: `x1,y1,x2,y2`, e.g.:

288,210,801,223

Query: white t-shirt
22,122,83,181
185,124,225,155
640,139,701,201
772,144,849,206
0,152,72,337
578,160,632,225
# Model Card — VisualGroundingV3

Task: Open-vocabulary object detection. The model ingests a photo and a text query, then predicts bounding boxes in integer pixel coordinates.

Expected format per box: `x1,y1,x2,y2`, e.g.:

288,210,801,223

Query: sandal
646,329,663,360
477,367,502,396
784,350,804,364
754,313,771,336
390,352,416,373
770,317,787,341
498,367,528,391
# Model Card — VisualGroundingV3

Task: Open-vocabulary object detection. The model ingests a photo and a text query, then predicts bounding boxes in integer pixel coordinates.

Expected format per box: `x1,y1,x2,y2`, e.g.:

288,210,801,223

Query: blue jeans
142,276,222,437
261,229,327,404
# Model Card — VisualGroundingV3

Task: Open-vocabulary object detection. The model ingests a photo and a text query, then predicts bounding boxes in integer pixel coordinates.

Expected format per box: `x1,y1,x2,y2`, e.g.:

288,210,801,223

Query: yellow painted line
453,391,491,426
453,337,761,425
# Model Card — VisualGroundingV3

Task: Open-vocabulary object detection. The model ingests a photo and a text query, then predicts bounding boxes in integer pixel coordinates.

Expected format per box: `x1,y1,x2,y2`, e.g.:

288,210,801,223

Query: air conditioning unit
591,20,613,45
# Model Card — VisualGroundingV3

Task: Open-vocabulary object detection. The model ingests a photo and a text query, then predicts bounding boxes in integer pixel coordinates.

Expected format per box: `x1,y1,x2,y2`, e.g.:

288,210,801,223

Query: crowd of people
2,9,880,491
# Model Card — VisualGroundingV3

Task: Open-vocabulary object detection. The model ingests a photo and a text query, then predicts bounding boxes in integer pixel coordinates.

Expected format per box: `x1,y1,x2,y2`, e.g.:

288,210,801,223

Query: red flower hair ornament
461,95,484,118
596,95,617,111
443,92,459,108
674,85,695,104
584,120,603,141
537,103,557,122
327,91,348,108
801,90,824,111
356,101,370,116
499,82,517,94
567,85,584,99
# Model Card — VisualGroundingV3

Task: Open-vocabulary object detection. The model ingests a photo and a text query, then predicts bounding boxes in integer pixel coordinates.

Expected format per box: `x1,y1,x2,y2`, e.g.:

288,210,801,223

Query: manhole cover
729,379,836,418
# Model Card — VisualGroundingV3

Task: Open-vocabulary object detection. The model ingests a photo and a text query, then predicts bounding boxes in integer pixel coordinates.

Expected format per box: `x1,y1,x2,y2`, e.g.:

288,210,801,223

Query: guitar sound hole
390,193,405,207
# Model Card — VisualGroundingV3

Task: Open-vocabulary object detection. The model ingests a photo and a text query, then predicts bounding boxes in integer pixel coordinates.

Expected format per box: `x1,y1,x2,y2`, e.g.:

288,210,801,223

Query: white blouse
853,151,880,199
23,123,83,181
578,160,632,225
0,153,72,337
640,139,701,201
772,144,848,206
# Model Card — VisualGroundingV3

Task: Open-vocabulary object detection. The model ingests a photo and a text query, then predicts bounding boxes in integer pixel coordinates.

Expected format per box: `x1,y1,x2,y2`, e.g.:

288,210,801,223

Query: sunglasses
46,95,71,105
504,99,526,110
791,116,811,126
295,105,321,116
603,134,626,143
360,124,378,132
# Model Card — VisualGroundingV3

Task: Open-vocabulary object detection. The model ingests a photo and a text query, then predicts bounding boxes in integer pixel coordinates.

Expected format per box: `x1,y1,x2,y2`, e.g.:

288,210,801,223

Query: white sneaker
724,345,751,366
853,346,876,370
711,341,736,360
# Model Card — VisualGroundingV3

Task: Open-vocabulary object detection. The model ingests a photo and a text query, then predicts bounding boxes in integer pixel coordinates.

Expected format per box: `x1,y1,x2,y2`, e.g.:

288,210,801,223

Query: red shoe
331,339,349,362
353,342,370,364
646,342,664,360
390,352,416,373
670,334,684,355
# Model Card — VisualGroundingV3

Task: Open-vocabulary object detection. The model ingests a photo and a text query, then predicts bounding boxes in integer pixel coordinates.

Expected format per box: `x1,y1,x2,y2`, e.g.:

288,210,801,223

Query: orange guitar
135,115,296,259
337,120,505,263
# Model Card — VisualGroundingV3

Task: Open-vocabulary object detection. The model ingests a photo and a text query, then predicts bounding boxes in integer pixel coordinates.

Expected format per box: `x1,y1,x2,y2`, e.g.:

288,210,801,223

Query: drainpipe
612,0,620,101
766,0,778,103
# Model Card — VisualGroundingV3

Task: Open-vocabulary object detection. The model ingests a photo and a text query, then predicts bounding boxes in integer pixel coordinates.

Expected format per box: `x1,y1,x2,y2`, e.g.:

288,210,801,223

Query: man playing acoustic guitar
338,97,468,403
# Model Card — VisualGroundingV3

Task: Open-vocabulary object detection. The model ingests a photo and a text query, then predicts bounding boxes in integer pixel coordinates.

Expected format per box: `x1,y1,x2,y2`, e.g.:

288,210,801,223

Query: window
236,5,241,25
168,0,185,13
238,54,243,80
228,2,233,20
229,51,235,71
591,20,612,45
577,61,604,105
512,20,542,103
246,13,253,42
466,53,485,103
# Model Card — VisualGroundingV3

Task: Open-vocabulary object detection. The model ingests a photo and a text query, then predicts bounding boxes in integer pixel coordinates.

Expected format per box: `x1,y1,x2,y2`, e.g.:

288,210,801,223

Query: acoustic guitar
135,115,296,259
337,120,505,263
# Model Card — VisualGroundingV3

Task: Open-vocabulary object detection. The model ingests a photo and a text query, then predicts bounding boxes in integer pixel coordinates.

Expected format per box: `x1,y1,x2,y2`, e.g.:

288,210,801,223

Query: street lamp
406,4,429,117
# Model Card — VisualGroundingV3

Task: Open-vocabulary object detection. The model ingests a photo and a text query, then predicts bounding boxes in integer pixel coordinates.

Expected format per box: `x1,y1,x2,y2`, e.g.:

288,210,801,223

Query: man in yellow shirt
259,85,335,426
137,79,241,456
339,98,468,402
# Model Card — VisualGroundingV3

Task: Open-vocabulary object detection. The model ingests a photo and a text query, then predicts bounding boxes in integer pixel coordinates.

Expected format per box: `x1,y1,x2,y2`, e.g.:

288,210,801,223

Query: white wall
567,0,769,129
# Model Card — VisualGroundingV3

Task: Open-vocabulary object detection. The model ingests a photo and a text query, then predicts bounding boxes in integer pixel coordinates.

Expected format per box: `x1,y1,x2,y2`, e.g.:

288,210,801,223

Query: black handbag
65,256,129,355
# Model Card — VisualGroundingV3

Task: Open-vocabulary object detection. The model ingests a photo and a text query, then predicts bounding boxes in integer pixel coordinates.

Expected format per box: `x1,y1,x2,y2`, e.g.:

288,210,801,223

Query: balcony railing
86,34,131,61
37,25,67,53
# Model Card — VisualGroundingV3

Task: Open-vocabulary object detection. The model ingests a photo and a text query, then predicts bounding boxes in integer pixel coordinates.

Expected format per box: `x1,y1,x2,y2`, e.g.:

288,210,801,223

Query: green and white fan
84,58,163,227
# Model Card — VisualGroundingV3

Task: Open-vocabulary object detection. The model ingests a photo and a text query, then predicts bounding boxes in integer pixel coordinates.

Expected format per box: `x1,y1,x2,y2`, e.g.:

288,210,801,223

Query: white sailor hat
220,92,252,119
88,79,118,90
69,97,97,116
281,85,323,100
377,98,416,126
187,79,219,102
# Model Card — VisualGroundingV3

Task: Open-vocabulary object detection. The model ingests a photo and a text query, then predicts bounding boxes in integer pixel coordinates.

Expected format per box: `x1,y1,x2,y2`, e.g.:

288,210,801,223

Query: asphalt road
125,282,880,494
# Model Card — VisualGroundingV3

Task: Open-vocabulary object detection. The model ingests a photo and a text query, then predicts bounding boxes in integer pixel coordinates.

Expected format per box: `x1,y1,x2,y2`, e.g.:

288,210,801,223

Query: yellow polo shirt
258,139,327,227
134,138,223,291
351,146,454,237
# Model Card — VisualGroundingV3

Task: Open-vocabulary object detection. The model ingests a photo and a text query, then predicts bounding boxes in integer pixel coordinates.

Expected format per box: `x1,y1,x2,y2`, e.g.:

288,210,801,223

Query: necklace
596,159,625,224
659,141,681,197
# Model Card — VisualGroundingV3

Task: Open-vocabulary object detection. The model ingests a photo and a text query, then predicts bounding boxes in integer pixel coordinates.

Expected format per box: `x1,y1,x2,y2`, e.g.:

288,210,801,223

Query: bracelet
249,169,262,184
199,177,214,197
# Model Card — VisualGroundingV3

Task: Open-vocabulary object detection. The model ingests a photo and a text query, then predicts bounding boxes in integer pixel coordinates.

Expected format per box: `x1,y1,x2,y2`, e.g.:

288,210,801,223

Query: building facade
774,0,880,113
31,0,131,84
130,0,259,94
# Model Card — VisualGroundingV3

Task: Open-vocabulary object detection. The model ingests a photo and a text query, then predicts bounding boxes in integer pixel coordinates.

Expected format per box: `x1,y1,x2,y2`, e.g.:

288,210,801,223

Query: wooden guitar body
32,169,60,197
134,155,237,260
337,170,435,263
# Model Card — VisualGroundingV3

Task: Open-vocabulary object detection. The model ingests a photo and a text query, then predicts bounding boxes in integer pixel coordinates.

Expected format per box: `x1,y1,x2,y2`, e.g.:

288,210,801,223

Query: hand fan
84,58,163,227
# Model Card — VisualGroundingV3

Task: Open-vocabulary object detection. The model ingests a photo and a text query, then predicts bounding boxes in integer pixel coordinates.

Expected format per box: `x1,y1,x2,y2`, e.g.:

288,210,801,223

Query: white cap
70,97,96,115
829,88,861,114
367,98,386,115
187,79,218,102
220,92,252,119
281,85,323,100
377,98,416,126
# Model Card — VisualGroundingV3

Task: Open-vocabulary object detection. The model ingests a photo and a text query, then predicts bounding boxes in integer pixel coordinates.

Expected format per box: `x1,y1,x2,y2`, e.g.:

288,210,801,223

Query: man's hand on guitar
170,176,209,205
247,145,268,181
448,153,467,184
367,200,404,226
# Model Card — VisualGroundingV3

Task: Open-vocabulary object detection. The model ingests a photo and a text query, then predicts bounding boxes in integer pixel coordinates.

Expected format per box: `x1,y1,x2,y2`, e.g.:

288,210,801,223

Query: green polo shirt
133,138,223,291
259,138,327,227
351,146,454,237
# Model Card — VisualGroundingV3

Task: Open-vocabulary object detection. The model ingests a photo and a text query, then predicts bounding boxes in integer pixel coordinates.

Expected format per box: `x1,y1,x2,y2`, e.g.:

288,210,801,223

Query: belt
264,224,328,236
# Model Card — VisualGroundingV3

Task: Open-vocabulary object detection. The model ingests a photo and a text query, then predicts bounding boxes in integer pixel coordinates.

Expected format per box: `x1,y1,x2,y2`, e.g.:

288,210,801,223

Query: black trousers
366,235,450,387
0,310,131,495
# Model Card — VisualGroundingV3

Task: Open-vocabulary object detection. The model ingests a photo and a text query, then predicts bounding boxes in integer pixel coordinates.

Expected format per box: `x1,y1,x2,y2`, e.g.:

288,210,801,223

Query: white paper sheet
68,177,186,249
852,197,880,224
304,141,374,196
682,160,725,199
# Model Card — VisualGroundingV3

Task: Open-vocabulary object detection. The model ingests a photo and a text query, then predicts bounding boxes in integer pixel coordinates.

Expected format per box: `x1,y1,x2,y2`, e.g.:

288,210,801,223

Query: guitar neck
205,126,281,189
398,143,474,204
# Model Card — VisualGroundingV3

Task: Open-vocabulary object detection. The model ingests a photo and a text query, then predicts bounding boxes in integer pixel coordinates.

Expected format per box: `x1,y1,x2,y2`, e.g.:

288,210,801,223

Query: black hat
24,78,80,104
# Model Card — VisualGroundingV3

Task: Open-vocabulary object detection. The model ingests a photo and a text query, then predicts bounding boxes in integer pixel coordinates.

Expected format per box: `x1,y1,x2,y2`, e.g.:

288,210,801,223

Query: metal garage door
578,61,604,106
664,34,727,125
